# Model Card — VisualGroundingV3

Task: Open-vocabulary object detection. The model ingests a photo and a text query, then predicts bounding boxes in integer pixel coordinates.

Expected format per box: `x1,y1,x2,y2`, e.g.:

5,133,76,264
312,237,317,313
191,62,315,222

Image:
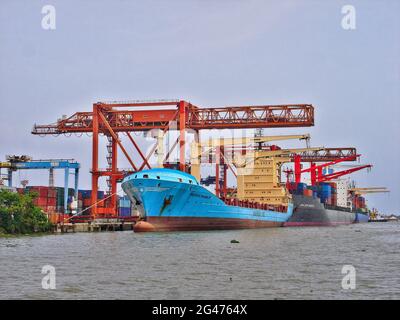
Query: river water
0,222,399,300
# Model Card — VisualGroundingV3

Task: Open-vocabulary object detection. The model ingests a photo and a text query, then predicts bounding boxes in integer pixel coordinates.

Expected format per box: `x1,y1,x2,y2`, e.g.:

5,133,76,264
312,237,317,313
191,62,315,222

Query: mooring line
61,188,126,223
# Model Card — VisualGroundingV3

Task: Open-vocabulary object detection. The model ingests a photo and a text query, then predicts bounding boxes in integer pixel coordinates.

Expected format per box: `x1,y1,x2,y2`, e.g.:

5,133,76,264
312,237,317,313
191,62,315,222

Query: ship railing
221,197,287,213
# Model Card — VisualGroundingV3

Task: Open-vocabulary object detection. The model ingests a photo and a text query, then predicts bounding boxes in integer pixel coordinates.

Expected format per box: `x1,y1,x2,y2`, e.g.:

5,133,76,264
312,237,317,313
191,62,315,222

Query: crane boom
32,101,315,134
349,187,388,191
349,187,389,195
352,190,390,195
317,165,372,182
190,134,312,180
201,134,310,147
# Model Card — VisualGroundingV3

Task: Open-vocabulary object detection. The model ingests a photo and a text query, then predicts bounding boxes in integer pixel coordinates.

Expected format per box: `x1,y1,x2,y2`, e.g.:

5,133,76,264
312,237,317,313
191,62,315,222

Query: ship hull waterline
134,217,283,232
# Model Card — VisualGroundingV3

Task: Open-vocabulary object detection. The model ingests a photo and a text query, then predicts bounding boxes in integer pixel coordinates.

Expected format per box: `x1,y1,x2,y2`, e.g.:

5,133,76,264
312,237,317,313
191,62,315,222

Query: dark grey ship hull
284,195,356,226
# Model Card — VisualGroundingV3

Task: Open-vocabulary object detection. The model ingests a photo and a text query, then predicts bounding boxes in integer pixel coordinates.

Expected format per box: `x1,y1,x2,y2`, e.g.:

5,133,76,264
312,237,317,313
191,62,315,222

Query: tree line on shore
0,189,52,235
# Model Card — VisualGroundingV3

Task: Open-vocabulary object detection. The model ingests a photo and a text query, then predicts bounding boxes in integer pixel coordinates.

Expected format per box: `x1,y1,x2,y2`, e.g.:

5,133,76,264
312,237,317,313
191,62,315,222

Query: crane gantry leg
179,100,186,172
64,168,69,214
111,135,118,215
91,103,100,218
74,168,79,201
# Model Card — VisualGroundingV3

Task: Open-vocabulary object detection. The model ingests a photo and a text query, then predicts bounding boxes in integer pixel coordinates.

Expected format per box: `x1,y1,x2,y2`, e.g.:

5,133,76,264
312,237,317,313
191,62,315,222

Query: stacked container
20,186,109,216
303,188,313,197
26,186,57,213
78,190,105,215
55,187,65,213
118,195,132,217
296,183,307,195
80,190,92,215
357,196,365,209
329,183,337,206
319,183,332,204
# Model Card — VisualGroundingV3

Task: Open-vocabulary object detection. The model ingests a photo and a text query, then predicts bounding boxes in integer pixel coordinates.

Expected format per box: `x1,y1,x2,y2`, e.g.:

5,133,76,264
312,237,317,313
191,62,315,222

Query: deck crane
292,153,364,186
348,187,390,195
348,187,389,212
32,100,314,217
315,164,372,183
230,147,358,189
222,147,324,198
192,135,358,198
190,134,311,181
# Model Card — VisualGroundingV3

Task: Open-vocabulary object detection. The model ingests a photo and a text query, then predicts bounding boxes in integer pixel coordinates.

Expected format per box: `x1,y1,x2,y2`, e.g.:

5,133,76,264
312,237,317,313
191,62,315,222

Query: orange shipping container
303,189,313,197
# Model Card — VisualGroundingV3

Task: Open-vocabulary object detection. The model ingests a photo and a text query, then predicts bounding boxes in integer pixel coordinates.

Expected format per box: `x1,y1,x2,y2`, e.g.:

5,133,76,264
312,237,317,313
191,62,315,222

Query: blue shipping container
119,196,131,208
319,183,331,203
119,207,131,217
79,190,105,199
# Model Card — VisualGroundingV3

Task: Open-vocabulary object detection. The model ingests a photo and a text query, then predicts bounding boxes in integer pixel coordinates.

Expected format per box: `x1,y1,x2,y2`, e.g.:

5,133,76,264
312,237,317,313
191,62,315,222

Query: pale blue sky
0,0,399,213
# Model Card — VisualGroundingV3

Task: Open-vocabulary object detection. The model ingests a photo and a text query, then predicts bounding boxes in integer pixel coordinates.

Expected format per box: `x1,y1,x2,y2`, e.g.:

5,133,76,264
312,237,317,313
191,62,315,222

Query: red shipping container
33,198,46,206
97,199,106,207
48,188,57,198
304,189,313,197
47,198,57,206
30,187,49,198
47,213,58,224
331,194,337,206
46,206,56,213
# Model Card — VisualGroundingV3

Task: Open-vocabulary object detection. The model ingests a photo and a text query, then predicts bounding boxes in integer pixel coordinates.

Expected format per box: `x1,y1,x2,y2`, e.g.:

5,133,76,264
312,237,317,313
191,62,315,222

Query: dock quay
54,218,136,233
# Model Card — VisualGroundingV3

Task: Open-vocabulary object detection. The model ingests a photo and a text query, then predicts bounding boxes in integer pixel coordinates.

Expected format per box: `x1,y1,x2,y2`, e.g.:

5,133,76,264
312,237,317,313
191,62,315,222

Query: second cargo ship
122,168,293,232
284,181,367,226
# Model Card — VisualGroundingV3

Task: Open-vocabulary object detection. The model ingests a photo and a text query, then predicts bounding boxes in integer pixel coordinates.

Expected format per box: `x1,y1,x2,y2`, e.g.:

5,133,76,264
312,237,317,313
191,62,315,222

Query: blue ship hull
122,169,293,232
354,211,369,223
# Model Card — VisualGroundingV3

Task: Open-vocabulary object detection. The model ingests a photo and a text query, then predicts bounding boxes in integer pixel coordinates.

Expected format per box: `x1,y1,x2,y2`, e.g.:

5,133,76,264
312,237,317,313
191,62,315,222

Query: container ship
121,168,293,232
284,181,369,226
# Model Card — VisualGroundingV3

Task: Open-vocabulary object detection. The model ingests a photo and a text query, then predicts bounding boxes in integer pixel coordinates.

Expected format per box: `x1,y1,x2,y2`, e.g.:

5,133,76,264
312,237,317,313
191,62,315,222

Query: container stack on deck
290,182,340,207
353,196,366,210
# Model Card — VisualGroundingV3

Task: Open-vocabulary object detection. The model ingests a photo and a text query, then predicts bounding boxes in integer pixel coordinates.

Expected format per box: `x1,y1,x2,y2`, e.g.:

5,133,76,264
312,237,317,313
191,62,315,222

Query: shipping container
118,196,131,208
83,198,92,207
296,183,307,195
118,207,131,217
78,190,105,199
303,189,313,197
318,183,332,204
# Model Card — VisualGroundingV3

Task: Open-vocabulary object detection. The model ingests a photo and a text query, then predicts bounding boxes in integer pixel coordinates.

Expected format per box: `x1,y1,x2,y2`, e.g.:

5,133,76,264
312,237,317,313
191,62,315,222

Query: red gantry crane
32,100,315,218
